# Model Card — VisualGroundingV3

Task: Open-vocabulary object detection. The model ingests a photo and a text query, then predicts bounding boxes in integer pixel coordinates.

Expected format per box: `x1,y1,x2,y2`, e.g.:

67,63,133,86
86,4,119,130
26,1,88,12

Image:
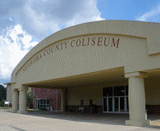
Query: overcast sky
1,0,160,87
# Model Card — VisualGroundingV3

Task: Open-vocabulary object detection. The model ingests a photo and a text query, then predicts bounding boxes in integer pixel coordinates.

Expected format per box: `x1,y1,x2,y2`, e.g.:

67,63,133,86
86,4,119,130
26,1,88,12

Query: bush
0,85,6,101
0,100,5,107
27,92,36,104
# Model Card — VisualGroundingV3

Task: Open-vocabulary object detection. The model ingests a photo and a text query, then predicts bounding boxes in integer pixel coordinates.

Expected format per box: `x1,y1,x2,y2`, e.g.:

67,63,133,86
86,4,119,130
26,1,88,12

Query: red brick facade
31,88,61,110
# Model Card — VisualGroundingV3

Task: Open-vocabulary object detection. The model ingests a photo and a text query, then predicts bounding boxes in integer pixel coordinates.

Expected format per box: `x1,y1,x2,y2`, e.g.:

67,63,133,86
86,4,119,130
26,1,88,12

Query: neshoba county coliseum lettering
22,36,120,71
70,37,119,47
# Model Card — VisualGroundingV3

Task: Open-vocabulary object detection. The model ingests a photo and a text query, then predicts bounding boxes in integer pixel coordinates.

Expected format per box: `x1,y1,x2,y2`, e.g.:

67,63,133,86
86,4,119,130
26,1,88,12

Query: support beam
11,89,19,113
61,89,66,112
125,72,151,126
18,86,28,114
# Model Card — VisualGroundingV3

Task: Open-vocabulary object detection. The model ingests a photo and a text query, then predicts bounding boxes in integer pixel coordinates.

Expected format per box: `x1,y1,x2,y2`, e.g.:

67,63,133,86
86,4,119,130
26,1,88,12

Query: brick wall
31,88,61,110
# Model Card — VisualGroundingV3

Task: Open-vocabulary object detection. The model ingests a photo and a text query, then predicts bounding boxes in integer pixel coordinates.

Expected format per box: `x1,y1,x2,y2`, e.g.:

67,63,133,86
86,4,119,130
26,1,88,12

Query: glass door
114,97,119,112
35,100,40,109
103,85,129,113
108,97,113,112
120,97,125,112
103,98,107,112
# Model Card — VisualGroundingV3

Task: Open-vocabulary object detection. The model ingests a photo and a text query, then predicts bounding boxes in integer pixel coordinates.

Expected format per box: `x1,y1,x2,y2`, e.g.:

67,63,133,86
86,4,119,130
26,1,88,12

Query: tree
0,85,6,101
27,92,36,108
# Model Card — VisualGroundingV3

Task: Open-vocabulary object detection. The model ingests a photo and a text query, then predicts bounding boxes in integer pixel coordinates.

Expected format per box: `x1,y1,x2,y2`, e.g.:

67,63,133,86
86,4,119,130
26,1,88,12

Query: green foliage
27,92,36,104
0,85,6,102
0,100,5,107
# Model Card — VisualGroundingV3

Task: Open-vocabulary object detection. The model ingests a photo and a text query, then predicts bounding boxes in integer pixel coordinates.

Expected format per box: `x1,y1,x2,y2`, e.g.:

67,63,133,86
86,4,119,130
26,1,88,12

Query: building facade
6,85,61,110
31,88,61,110
8,20,160,127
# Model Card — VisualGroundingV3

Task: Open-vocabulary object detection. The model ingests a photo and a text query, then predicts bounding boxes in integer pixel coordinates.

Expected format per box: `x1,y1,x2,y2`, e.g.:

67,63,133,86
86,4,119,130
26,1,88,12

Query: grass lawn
0,107,46,112
0,107,12,109
26,108,45,112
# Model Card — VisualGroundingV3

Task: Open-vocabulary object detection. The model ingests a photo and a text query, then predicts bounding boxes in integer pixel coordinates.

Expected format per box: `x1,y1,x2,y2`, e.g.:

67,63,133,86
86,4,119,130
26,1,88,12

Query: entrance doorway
35,99,49,110
103,86,128,113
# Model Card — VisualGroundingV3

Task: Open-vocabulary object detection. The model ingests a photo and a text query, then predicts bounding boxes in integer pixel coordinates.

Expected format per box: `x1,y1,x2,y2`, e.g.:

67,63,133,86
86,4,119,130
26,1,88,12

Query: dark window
103,98,107,111
89,99,93,106
109,98,113,111
126,85,128,96
114,86,125,96
81,100,84,106
47,99,49,104
103,87,112,97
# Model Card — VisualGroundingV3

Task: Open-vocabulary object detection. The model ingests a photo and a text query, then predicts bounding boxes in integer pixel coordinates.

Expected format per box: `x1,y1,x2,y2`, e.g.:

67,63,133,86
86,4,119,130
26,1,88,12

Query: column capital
125,71,147,78
12,89,18,92
18,85,28,91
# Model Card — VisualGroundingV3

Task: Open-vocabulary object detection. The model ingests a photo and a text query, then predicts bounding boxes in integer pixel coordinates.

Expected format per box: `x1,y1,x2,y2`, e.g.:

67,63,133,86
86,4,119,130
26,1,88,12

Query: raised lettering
30,59,32,65
28,62,30,67
23,36,120,72
51,47,54,53
25,65,27,70
44,50,47,56
56,45,59,50
64,41,68,49
36,55,39,61
71,40,75,47
34,57,37,62
60,43,63,50
33,58,35,63
87,38,90,46
40,54,42,58
76,39,81,46
82,38,86,46
91,37,96,46
47,48,50,54
104,37,110,46
97,37,102,46
111,38,120,48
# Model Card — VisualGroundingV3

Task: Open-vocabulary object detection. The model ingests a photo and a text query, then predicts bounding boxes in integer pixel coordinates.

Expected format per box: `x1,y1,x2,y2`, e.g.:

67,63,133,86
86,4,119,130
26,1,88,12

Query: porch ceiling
26,67,126,89
24,67,160,89
145,68,160,78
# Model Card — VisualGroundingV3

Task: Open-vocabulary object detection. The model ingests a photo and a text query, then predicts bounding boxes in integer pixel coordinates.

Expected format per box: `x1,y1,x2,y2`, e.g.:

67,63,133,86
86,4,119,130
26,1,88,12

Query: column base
11,110,17,113
125,120,151,127
17,110,28,114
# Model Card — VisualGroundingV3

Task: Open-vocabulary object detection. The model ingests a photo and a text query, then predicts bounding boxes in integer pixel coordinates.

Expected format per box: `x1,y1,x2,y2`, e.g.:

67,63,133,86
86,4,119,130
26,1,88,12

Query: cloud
0,1,25,31
0,0,104,41
64,0,104,27
0,0,104,83
0,24,38,83
136,5,160,22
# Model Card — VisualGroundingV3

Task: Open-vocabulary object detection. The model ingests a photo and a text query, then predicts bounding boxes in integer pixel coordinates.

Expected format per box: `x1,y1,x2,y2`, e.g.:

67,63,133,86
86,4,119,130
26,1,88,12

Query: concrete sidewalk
0,109,160,131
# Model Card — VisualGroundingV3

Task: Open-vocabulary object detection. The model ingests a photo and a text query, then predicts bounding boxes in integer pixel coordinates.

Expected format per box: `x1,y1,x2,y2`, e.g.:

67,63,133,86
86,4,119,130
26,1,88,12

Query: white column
125,72,150,127
18,86,28,114
11,89,19,113
61,89,66,112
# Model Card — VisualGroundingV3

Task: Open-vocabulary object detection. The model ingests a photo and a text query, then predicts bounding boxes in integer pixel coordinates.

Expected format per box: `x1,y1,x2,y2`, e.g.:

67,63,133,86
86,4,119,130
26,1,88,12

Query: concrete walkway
0,109,160,131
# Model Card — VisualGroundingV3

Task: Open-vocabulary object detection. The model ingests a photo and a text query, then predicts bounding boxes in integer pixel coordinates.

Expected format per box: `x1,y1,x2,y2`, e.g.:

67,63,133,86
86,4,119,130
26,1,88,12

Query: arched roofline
11,20,160,82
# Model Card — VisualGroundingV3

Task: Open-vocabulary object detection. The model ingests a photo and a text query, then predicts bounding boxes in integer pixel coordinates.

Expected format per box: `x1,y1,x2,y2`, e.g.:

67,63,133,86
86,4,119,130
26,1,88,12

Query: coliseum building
7,20,160,127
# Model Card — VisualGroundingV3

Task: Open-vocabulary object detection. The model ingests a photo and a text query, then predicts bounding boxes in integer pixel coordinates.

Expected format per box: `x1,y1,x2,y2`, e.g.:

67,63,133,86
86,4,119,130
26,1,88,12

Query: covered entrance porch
12,67,160,127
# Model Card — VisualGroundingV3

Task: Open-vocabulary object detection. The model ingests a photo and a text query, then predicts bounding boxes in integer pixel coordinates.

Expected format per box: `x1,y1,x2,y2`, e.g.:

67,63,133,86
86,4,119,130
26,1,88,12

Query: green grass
0,107,12,109
0,107,45,112
26,108,44,112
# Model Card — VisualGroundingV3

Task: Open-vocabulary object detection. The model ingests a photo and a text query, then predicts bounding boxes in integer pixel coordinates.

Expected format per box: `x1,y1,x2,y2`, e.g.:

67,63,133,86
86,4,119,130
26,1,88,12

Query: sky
1,0,160,87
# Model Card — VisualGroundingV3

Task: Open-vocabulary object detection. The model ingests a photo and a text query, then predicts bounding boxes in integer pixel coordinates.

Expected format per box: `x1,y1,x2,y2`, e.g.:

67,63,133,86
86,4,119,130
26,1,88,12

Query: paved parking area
0,109,160,131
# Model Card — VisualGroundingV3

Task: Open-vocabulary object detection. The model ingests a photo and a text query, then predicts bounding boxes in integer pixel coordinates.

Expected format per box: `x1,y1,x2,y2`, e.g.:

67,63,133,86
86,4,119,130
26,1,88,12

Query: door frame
103,85,129,114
